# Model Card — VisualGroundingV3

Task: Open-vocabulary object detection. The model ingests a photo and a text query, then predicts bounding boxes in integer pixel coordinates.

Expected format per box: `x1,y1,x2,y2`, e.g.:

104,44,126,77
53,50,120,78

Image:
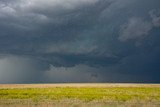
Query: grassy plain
0,83,160,107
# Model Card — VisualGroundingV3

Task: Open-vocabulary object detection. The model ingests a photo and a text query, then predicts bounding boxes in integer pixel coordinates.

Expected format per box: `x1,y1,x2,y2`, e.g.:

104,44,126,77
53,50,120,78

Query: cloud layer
0,0,160,83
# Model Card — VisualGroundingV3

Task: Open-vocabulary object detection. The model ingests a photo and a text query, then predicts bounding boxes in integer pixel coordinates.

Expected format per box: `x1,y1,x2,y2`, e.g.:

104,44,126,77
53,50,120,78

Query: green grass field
0,84,160,107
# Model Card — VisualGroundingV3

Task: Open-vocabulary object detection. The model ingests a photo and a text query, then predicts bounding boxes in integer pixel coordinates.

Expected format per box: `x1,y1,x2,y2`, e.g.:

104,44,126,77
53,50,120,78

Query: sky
0,0,160,83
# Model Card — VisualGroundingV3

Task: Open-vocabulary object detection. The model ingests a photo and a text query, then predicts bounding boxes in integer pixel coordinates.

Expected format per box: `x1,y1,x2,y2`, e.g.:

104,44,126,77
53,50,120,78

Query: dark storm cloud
0,0,160,83
0,0,117,66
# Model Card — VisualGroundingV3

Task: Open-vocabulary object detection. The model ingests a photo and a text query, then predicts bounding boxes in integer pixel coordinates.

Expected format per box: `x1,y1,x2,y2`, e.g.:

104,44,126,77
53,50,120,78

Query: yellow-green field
0,83,160,107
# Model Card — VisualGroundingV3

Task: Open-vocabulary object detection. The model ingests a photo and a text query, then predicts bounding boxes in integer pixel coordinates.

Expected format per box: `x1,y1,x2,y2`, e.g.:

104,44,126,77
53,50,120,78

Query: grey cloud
45,42,97,55
118,9,160,46
0,0,118,67
0,0,100,28
149,9,160,27
118,17,152,42
118,8,160,44
0,0,160,83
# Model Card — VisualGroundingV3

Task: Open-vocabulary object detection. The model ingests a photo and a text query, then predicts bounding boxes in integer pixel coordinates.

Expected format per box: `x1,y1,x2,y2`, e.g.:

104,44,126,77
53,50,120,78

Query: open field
0,83,160,107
